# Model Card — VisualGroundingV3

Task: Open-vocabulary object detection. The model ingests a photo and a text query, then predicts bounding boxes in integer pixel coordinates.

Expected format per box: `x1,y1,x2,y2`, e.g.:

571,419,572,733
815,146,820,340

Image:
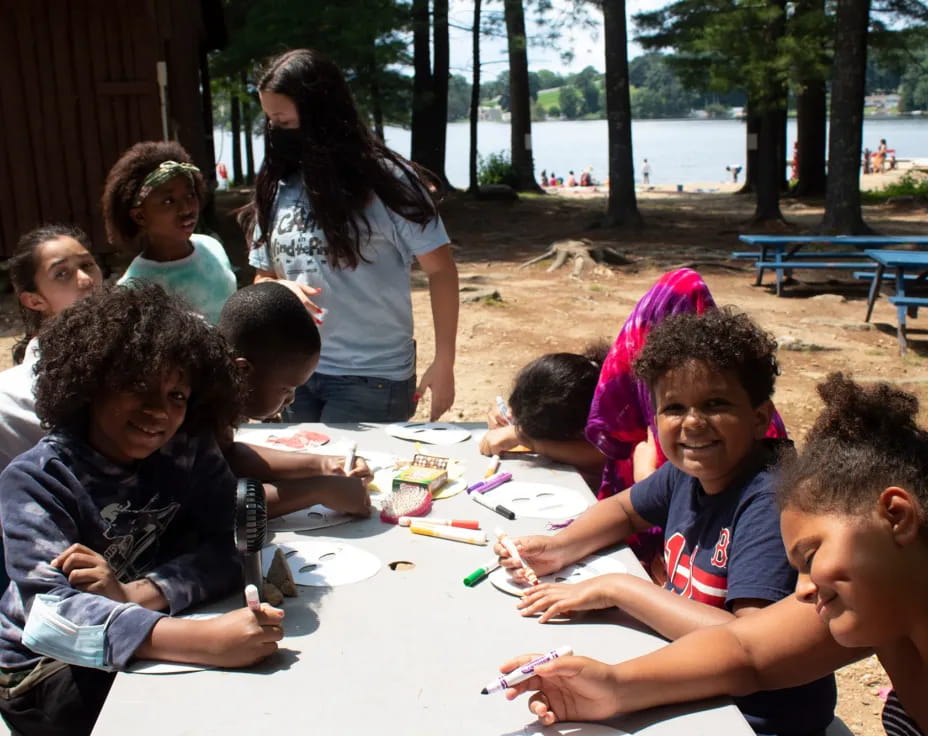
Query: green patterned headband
133,161,200,207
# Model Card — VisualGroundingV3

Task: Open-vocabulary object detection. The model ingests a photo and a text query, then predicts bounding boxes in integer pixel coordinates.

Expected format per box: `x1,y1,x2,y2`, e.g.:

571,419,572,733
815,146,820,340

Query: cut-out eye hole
388,560,415,571
318,552,337,562
510,497,531,504
307,512,323,520
574,562,587,569
299,563,318,573
554,577,567,583
283,549,298,558
536,492,556,499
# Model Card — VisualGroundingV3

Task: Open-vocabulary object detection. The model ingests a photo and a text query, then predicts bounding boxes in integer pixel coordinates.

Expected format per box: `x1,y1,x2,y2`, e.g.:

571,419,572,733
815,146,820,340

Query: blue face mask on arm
22,594,133,670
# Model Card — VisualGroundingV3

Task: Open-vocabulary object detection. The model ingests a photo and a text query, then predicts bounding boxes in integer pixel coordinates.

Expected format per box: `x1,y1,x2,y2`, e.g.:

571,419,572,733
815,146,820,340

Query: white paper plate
268,504,353,532
485,482,591,519
384,422,471,445
489,554,628,597
277,539,381,587
234,423,331,452
126,613,220,674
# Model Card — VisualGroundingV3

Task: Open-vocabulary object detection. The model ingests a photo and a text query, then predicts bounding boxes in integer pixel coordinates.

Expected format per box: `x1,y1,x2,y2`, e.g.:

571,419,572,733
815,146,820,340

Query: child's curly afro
35,282,241,437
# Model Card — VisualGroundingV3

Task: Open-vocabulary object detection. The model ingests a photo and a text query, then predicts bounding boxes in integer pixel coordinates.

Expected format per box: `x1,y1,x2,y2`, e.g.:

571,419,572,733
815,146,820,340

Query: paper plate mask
268,504,353,533
384,422,471,445
490,554,628,597
518,724,628,736
277,539,381,587
484,482,591,519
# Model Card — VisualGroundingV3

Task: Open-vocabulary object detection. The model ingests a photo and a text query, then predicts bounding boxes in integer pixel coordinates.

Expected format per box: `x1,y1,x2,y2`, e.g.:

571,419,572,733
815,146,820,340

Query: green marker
463,559,501,587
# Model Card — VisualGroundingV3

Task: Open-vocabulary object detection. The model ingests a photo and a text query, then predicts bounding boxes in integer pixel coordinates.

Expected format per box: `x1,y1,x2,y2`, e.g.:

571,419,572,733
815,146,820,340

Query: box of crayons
393,453,449,494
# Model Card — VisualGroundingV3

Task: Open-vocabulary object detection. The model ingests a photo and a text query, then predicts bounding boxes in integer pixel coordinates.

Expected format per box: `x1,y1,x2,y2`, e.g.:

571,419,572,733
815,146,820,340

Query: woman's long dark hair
243,49,440,269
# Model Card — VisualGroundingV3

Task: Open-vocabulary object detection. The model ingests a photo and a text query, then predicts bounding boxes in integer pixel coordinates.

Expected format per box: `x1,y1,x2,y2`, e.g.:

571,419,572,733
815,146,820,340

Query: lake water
215,117,927,189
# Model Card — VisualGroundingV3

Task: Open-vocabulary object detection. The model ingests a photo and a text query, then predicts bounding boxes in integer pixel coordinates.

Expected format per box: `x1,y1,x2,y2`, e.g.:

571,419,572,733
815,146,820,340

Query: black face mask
267,128,303,164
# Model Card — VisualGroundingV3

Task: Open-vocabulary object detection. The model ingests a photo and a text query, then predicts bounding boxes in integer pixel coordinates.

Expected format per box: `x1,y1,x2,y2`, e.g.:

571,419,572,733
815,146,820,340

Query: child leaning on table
496,308,836,735
0,284,284,736
217,281,372,518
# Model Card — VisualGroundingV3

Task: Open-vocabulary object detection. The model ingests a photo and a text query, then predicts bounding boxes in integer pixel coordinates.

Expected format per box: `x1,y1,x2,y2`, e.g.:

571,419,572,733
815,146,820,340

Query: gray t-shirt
248,171,449,380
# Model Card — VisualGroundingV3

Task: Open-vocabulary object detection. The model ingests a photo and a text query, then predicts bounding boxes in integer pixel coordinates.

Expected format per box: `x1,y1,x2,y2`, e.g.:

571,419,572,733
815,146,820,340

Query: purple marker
481,646,573,694
474,472,512,494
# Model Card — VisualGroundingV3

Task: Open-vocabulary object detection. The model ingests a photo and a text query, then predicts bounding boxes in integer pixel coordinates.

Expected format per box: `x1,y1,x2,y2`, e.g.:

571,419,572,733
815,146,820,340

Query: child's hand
480,425,520,456
494,535,565,580
486,405,510,429
501,653,623,726
319,454,372,484
415,359,455,421
315,476,372,517
51,544,127,602
516,574,623,623
201,604,285,668
276,280,324,325
632,428,659,484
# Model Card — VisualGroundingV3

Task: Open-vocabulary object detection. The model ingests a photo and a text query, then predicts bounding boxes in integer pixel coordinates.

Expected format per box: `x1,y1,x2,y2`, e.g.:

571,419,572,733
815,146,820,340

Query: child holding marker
0,284,283,735
481,342,609,483
217,282,372,518
495,308,835,734
103,141,237,323
502,374,928,735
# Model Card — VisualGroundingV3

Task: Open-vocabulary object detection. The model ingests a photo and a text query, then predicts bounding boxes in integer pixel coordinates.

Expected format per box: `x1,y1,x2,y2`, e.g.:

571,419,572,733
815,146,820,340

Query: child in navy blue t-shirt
497,308,835,735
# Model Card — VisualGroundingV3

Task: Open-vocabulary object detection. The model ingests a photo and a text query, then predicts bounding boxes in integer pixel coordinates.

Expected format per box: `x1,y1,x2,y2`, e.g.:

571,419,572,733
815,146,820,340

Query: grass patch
861,172,928,204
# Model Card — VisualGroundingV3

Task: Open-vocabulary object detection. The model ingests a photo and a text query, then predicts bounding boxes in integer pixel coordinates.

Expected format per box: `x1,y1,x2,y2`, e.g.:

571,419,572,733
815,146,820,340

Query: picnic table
93,422,753,736
863,249,928,353
735,235,928,296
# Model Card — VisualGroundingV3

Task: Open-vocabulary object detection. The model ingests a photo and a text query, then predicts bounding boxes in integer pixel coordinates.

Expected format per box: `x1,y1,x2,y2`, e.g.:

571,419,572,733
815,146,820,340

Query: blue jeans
283,372,416,423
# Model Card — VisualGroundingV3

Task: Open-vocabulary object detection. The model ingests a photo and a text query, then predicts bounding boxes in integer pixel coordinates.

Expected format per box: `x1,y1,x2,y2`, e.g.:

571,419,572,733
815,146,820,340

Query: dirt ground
2,181,926,733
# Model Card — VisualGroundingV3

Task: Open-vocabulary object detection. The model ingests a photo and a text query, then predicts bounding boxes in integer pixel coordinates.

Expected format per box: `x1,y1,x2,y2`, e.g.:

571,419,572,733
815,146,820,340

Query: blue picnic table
736,235,928,296
863,249,928,353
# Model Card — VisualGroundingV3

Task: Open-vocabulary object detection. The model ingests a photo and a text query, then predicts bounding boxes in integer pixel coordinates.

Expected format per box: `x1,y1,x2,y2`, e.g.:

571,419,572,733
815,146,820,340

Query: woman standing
244,49,458,423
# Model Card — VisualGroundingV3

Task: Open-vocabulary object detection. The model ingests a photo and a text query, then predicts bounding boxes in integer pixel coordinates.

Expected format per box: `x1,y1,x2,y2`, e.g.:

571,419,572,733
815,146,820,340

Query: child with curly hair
0,284,284,736
496,308,836,734
778,373,928,735
0,225,104,470
102,141,236,323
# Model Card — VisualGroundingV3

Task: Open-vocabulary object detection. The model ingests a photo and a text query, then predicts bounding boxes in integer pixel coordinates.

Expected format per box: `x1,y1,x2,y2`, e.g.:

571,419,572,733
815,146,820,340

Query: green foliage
447,74,472,122
547,105,560,117
477,151,519,187
558,85,581,119
861,172,928,202
536,88,560,109
628,53,697,117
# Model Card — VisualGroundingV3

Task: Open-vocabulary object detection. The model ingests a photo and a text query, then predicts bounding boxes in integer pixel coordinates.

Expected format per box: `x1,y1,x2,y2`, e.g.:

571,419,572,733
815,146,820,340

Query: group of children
486,271,928,734
0,49,924,736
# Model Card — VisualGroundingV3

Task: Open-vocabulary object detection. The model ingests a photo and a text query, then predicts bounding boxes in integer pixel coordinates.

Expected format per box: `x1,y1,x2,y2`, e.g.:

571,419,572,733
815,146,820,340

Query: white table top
93,422,751,736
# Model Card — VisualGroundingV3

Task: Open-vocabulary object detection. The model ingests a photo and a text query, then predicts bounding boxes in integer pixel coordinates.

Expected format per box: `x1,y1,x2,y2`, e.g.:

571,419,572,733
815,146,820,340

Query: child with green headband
102,141,237,323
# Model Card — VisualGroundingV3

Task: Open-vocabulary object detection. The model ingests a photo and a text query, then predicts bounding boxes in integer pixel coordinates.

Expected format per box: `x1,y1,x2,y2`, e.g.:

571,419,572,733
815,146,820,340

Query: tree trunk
410,0,432,166
431,0,450,185
602,0,641,226
241,73,255,185
504,0,542,191
751,104,786,223
369,68,385,143
739,105,759,195
230,86,243,187
410,0,450,185
823,0,871,233
468,0,481,193
794,78,827,197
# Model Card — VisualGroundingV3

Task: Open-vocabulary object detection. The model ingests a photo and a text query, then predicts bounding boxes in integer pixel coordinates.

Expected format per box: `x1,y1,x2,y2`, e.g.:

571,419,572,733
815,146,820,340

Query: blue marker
495,395,511,425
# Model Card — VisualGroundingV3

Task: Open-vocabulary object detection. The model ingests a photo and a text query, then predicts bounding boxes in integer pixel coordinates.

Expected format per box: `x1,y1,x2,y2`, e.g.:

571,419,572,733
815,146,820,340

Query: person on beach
726,164,743,183
641,160,651,187
566,171,577,187
873,139,888,173
244,48,458,424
